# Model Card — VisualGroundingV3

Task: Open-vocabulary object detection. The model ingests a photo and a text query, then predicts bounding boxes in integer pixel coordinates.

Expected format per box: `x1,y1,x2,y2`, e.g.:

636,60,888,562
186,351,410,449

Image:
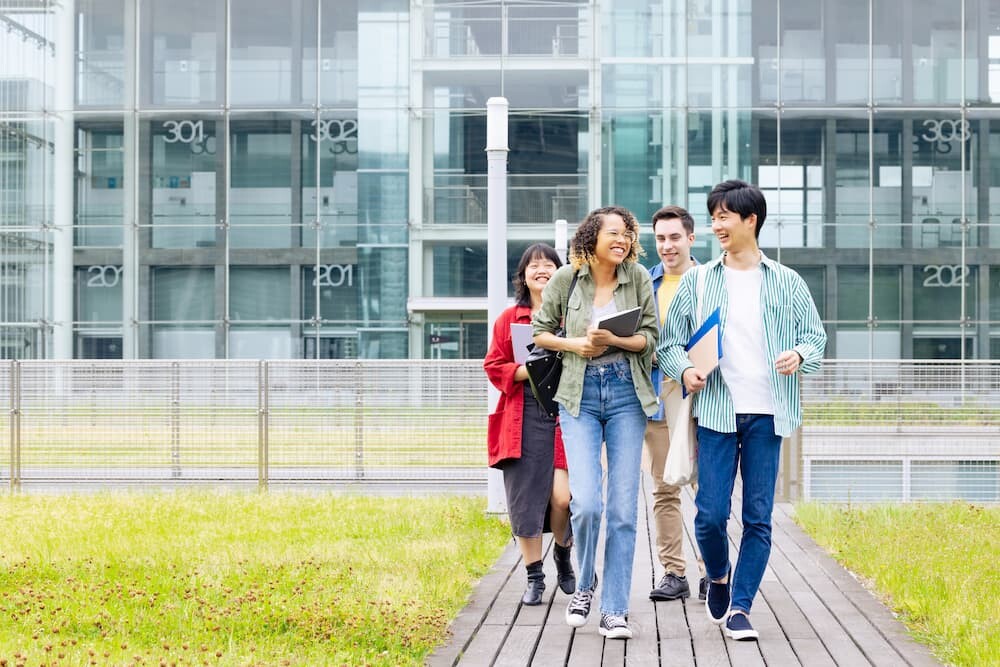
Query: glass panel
780,0,825,103
313,0,359,106
686,0,757,107
149,267,216,358
787,265,826,319
76,265,123,322
142,116,220,249
872,118,903,248
832,0,869,103
0,232,51,359
759,116,825,249
358,246,406,326
302,113,359,248
991,267,1000,321
872,2,903,103
77,0,125,106
141,0,224,106
75,119,124,247
603,110,683,229
423,321,487,359
875,0,963,104
602,0,682,58
913,265,977,321
425,2,500,57
301,263,361,323
833,116,871,248
230,0,318,106
836,266,901,358
433,244,486,297
688,110,753,231
912,115,971,248
229,116,294,248
230,266,290,321
602,64,684,109
358,328,407,359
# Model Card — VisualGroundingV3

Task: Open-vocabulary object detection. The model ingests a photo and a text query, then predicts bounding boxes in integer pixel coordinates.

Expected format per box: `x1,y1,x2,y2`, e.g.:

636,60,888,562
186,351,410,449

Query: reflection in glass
311,0,359,106
911,116,971,248
230,118,293,248
230,1,317,106
75,120,123,247
229,267,293,358
150,267,215,358
836,267,901,358
758,117,824,249
77,0,125,106
302,115,358,248
142,0,223,106
144,117,218,248
0,232,50,359
834,118,871,248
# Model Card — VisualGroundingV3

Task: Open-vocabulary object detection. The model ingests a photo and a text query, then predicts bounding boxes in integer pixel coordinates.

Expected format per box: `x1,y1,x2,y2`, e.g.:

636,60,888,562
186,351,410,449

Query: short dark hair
513,243,562,306
651,205,694,235
569,206,643,269
706,179,767,238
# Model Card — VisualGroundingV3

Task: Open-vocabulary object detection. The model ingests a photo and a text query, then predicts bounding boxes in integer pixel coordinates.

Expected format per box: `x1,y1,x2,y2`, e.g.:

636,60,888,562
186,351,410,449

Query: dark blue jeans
694,414,782,614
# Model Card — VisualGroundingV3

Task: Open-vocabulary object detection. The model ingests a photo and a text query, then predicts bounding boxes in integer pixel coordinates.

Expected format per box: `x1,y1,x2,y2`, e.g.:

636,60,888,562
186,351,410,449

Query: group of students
484,179,828,641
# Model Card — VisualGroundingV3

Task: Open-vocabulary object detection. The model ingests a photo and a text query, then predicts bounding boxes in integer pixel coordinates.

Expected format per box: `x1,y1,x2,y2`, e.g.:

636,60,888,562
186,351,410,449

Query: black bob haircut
513,243,562,306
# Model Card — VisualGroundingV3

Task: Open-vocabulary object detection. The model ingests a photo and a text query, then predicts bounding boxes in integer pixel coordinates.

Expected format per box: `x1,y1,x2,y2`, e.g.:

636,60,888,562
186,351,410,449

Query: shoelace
567,589,593,613
602,614,627,629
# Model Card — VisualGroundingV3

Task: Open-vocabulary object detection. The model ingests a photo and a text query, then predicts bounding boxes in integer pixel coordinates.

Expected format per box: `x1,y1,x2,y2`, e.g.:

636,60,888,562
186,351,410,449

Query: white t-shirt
719,264,775,415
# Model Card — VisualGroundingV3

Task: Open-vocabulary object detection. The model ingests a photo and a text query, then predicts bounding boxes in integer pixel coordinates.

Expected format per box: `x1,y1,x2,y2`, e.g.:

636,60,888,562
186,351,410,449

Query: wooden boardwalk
428,474,943,666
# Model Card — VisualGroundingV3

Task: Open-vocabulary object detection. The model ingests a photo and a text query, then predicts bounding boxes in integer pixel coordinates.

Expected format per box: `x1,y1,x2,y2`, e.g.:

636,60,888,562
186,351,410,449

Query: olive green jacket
531,261,659,418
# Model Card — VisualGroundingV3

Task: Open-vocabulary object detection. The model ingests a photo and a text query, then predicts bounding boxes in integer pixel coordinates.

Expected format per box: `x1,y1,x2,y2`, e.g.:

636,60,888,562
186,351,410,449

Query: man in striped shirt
656,180,827,642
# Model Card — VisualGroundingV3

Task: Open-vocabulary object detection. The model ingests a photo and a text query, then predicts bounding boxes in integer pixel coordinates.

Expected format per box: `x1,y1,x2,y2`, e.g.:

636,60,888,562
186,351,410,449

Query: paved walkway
429,473,943,666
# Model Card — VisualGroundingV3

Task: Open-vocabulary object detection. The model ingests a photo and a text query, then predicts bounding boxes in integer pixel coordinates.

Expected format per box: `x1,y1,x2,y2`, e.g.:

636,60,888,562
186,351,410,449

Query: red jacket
484,304,567,469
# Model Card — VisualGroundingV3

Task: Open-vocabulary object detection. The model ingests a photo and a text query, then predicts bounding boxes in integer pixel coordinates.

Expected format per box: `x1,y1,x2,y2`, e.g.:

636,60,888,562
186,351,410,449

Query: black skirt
499,384,558,538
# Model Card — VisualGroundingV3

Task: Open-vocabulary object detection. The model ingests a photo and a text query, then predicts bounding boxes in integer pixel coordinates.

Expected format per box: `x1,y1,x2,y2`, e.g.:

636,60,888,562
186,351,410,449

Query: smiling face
710,204,757,253
653,216,694,275
594,213,635,266
523,253,558,299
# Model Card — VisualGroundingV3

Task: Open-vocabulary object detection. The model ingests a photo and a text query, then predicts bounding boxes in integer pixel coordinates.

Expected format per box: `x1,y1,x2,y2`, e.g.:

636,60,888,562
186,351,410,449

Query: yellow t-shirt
657,273,682,327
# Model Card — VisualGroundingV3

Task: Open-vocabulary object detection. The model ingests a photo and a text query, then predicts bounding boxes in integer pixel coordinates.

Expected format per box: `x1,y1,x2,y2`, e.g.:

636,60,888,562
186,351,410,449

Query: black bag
525,272,579,418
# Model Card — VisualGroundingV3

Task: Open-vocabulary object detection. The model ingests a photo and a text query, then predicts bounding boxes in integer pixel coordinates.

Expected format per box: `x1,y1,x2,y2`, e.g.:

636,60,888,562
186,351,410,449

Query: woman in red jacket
484,243,575,605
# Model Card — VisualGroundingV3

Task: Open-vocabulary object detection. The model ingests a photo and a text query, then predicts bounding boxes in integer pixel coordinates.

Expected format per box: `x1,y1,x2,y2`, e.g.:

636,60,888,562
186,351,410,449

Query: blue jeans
694,414,782,614
558,360,647,616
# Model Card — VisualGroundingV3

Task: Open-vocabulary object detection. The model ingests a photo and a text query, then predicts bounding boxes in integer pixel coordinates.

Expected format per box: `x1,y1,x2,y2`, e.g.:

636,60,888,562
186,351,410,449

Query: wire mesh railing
1,359,998,500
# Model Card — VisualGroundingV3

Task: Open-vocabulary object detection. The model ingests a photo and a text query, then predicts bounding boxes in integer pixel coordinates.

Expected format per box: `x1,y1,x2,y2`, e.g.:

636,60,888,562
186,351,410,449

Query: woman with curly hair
531,206,659,639
484,243,576,606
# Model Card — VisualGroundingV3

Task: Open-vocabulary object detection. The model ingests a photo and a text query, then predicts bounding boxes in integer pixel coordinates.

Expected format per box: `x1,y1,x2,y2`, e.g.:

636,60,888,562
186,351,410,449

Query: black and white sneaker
598,613,633,639
565,588,593,628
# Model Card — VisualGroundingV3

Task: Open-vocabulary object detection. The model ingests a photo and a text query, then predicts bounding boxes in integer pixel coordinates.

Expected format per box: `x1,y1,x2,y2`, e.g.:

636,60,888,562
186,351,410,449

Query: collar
711,250,775,272
513,304,533,321
576,260,634,284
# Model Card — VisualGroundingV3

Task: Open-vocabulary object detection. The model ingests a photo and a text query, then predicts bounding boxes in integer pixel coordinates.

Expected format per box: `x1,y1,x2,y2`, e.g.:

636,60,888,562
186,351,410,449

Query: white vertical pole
554,218,568,264
52,0,76,358
486,97,509,514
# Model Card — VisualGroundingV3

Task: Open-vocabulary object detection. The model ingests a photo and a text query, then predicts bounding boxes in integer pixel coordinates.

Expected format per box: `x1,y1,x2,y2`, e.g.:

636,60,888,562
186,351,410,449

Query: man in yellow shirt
645,205,705,601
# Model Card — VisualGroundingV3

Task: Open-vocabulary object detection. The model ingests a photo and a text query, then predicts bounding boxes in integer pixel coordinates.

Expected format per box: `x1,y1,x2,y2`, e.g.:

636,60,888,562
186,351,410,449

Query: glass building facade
3,0,1000,360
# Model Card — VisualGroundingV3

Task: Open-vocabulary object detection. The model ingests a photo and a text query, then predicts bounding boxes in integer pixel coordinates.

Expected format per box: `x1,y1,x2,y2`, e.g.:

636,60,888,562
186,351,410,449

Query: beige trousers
643,380,699,577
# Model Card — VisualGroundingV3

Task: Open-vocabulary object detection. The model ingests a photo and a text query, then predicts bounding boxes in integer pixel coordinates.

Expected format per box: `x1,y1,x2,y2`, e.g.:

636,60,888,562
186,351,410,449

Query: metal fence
2,359,998,500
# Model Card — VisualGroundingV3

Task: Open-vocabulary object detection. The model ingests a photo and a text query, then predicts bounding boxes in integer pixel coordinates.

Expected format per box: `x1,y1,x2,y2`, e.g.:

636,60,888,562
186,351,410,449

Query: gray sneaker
598,613,633,639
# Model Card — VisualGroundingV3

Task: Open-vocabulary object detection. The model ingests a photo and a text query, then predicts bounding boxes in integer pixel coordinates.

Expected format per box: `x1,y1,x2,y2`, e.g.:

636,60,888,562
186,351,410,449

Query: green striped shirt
656,252,827,437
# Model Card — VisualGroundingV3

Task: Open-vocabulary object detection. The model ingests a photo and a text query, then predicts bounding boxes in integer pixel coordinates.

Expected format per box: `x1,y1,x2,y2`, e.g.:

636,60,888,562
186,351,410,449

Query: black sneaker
698,576,707,601
725,611,759,641
598,613,633,639
565,588,593,627
705,571,731,625
649,572,690,601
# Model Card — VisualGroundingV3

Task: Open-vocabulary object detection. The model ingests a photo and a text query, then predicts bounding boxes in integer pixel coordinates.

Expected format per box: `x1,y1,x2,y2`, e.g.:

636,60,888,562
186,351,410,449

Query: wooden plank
772,505,943,667
679,487,731,666
567,631,605,667
626,475,661,666
456,624,508,666
494,536,556,666
428,537,521,667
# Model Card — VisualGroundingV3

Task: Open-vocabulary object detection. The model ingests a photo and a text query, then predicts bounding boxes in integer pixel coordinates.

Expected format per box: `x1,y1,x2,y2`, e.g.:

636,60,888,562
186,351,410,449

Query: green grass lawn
795,502,1000,667
0,492,511,666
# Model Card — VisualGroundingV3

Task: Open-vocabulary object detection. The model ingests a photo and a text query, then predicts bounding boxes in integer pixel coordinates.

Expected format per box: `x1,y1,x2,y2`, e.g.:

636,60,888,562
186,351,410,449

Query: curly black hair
569,205,644,269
